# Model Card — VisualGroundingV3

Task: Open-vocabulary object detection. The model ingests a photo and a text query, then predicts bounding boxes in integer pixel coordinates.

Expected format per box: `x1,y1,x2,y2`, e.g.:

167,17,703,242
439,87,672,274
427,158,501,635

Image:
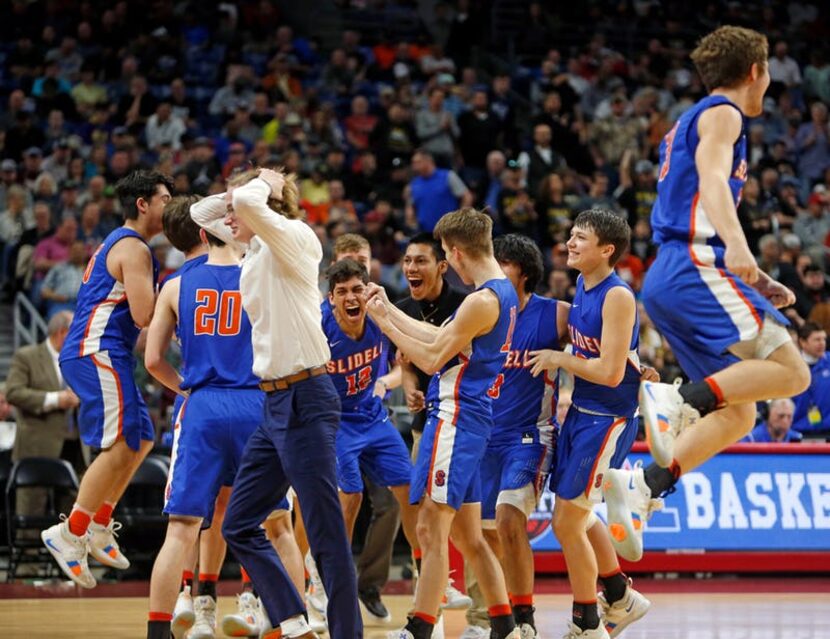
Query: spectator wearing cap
21,147,45,192
792,323,830,435
793,190,830,261
97,185,121,235
406,148,472,232
616,150,657,227
220,141,249,180
741,399,802,443
458,90,501,192
415,87,458,168
590,93,643,171
795,102,830,192
57,180,81,220
145,102,187,152
41,138,73,184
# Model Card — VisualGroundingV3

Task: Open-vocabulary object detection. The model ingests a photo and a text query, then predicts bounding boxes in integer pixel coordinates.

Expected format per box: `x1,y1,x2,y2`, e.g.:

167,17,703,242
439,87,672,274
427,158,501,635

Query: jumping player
602,26,810,563
42,170,172,588
528,210,650,639
480,234,568,638
366,207,521,639
323,258,420,571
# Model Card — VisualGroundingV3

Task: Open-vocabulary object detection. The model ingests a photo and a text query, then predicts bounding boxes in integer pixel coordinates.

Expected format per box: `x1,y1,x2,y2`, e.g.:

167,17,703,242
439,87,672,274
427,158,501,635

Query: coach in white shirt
191,168,361,639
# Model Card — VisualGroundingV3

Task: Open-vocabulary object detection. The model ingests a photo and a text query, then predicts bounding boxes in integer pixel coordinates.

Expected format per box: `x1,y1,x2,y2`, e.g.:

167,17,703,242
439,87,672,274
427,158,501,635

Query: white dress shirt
190,178,330,379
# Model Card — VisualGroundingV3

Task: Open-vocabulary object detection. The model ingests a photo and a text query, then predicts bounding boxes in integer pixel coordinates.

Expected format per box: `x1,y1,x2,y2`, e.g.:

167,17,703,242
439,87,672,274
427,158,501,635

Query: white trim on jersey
427,418,457,504
165,399,187,506
91,351,123,450
584,417,627,503
437,347,471,424
80,281,126,357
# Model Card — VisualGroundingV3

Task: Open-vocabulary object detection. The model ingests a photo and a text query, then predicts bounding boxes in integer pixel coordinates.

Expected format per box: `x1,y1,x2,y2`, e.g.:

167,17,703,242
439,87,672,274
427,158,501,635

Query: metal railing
13,293,47,351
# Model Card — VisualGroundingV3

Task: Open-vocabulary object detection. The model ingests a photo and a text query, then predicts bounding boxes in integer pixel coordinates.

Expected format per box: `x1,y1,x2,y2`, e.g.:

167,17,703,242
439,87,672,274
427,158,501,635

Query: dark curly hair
493,233,544,293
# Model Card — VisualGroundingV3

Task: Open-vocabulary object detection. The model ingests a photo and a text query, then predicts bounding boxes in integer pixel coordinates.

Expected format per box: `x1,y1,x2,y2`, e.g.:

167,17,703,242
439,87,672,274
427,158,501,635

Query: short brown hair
228,168,301,220
327,257,369,291
333,233,370,259
690,26,769,92
433,207,493,258
573,208,630,267
163,194,203,253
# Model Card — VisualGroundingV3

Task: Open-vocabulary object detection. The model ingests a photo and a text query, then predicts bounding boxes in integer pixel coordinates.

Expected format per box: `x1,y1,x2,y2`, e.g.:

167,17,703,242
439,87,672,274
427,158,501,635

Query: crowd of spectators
0,0,828,438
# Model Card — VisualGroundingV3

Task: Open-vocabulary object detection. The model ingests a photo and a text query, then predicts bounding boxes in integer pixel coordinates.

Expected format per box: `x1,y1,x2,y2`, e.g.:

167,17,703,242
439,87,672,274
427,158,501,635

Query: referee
191,168,361,639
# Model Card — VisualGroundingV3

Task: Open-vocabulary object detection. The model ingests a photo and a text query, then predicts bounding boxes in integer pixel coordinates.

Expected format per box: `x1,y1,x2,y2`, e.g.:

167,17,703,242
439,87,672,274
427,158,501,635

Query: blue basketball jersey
168,254,208,341
322,301,390,424
489,294,561,445
61,227,159,361
651,95,748,247
426,278,519,435
178,262,258,390
569,272,640,417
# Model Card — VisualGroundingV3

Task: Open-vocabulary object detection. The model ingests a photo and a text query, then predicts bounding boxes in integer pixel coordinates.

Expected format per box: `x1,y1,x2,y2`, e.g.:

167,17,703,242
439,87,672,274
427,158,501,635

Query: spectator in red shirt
344,95,377,151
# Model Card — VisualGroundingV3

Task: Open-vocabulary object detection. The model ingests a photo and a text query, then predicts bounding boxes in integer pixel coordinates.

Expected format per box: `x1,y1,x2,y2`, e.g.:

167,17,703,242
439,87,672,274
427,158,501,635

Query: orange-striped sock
67,504,92,537
182,570,194,591
199,573,218,600
489,603,516,636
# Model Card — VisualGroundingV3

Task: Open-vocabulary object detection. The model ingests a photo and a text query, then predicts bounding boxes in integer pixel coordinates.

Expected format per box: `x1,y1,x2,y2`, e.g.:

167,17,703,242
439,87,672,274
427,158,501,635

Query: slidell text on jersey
327,344,383,374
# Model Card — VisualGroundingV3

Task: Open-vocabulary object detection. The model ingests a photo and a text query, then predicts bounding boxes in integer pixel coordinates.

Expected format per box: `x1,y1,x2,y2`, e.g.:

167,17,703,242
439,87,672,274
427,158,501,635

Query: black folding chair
5,457,79,582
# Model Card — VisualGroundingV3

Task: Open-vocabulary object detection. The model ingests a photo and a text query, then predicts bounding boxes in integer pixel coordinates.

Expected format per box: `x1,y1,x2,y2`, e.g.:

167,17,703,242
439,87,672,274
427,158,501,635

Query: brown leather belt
258,365,327,392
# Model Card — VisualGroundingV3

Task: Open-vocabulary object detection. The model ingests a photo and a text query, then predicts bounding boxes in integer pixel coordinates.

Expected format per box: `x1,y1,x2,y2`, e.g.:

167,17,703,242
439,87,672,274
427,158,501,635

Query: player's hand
366,296,389,323
406,388,425,413
753,277,796,309
639,365,660,383
58,389,80,410
257,168,286,200
365,282,390,306
724,242,759,285
527,349,563,378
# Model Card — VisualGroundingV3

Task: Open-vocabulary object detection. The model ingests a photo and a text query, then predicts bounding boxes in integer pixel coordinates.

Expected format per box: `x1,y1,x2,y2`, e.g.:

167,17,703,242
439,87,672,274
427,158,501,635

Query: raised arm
144,278,186,396
695,105,757,284
369,289,499,375
529,287,636,387
231,175,320,267
366,283,440,343
189,193,244,251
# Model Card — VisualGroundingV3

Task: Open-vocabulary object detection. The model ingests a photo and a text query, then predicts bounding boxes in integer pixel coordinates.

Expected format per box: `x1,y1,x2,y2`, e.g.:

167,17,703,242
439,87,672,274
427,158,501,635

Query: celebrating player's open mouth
407,277,424,293
345,303,362,318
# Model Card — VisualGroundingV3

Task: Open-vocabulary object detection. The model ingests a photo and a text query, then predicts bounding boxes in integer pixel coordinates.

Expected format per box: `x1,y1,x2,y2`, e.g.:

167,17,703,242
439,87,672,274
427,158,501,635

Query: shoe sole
171,612,195,639
607,599,651,638
359,599,392,625
603,471,643,562
440,599,472,610
40,530,96,589
639,382,673,468
221,616,258,637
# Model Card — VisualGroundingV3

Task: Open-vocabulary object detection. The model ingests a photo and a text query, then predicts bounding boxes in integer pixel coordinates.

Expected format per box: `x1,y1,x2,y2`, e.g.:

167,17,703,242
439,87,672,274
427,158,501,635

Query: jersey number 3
194,289,242,336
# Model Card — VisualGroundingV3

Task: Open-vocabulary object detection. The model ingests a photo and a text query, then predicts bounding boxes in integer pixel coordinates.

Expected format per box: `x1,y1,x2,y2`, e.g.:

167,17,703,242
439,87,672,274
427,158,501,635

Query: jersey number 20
194,289,242,336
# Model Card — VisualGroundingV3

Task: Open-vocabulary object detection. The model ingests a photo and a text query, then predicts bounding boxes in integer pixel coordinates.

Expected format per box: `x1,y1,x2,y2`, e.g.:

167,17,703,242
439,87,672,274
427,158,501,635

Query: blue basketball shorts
480,428,554,522
336,414,412,494
165,387,270,525
60,351,154,451
410,414,487,510
642,241,790,382
551,406,637,506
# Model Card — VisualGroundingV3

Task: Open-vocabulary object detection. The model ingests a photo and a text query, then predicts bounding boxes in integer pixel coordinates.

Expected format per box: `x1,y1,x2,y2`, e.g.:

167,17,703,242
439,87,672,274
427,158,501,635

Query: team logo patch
434,470,446,487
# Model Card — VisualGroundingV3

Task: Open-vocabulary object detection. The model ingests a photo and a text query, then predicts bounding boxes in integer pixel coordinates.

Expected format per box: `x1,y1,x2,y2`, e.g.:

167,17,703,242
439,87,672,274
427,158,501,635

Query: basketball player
480,234,568,638
192,167,361,639
323,258,420,579
602,26,810,564
42,171,172,588
366,208,520,639
527,210,650,639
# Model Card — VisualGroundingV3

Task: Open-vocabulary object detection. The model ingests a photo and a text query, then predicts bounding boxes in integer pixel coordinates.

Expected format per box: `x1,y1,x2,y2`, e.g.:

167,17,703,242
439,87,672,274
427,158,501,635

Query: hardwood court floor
0,592,827,638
